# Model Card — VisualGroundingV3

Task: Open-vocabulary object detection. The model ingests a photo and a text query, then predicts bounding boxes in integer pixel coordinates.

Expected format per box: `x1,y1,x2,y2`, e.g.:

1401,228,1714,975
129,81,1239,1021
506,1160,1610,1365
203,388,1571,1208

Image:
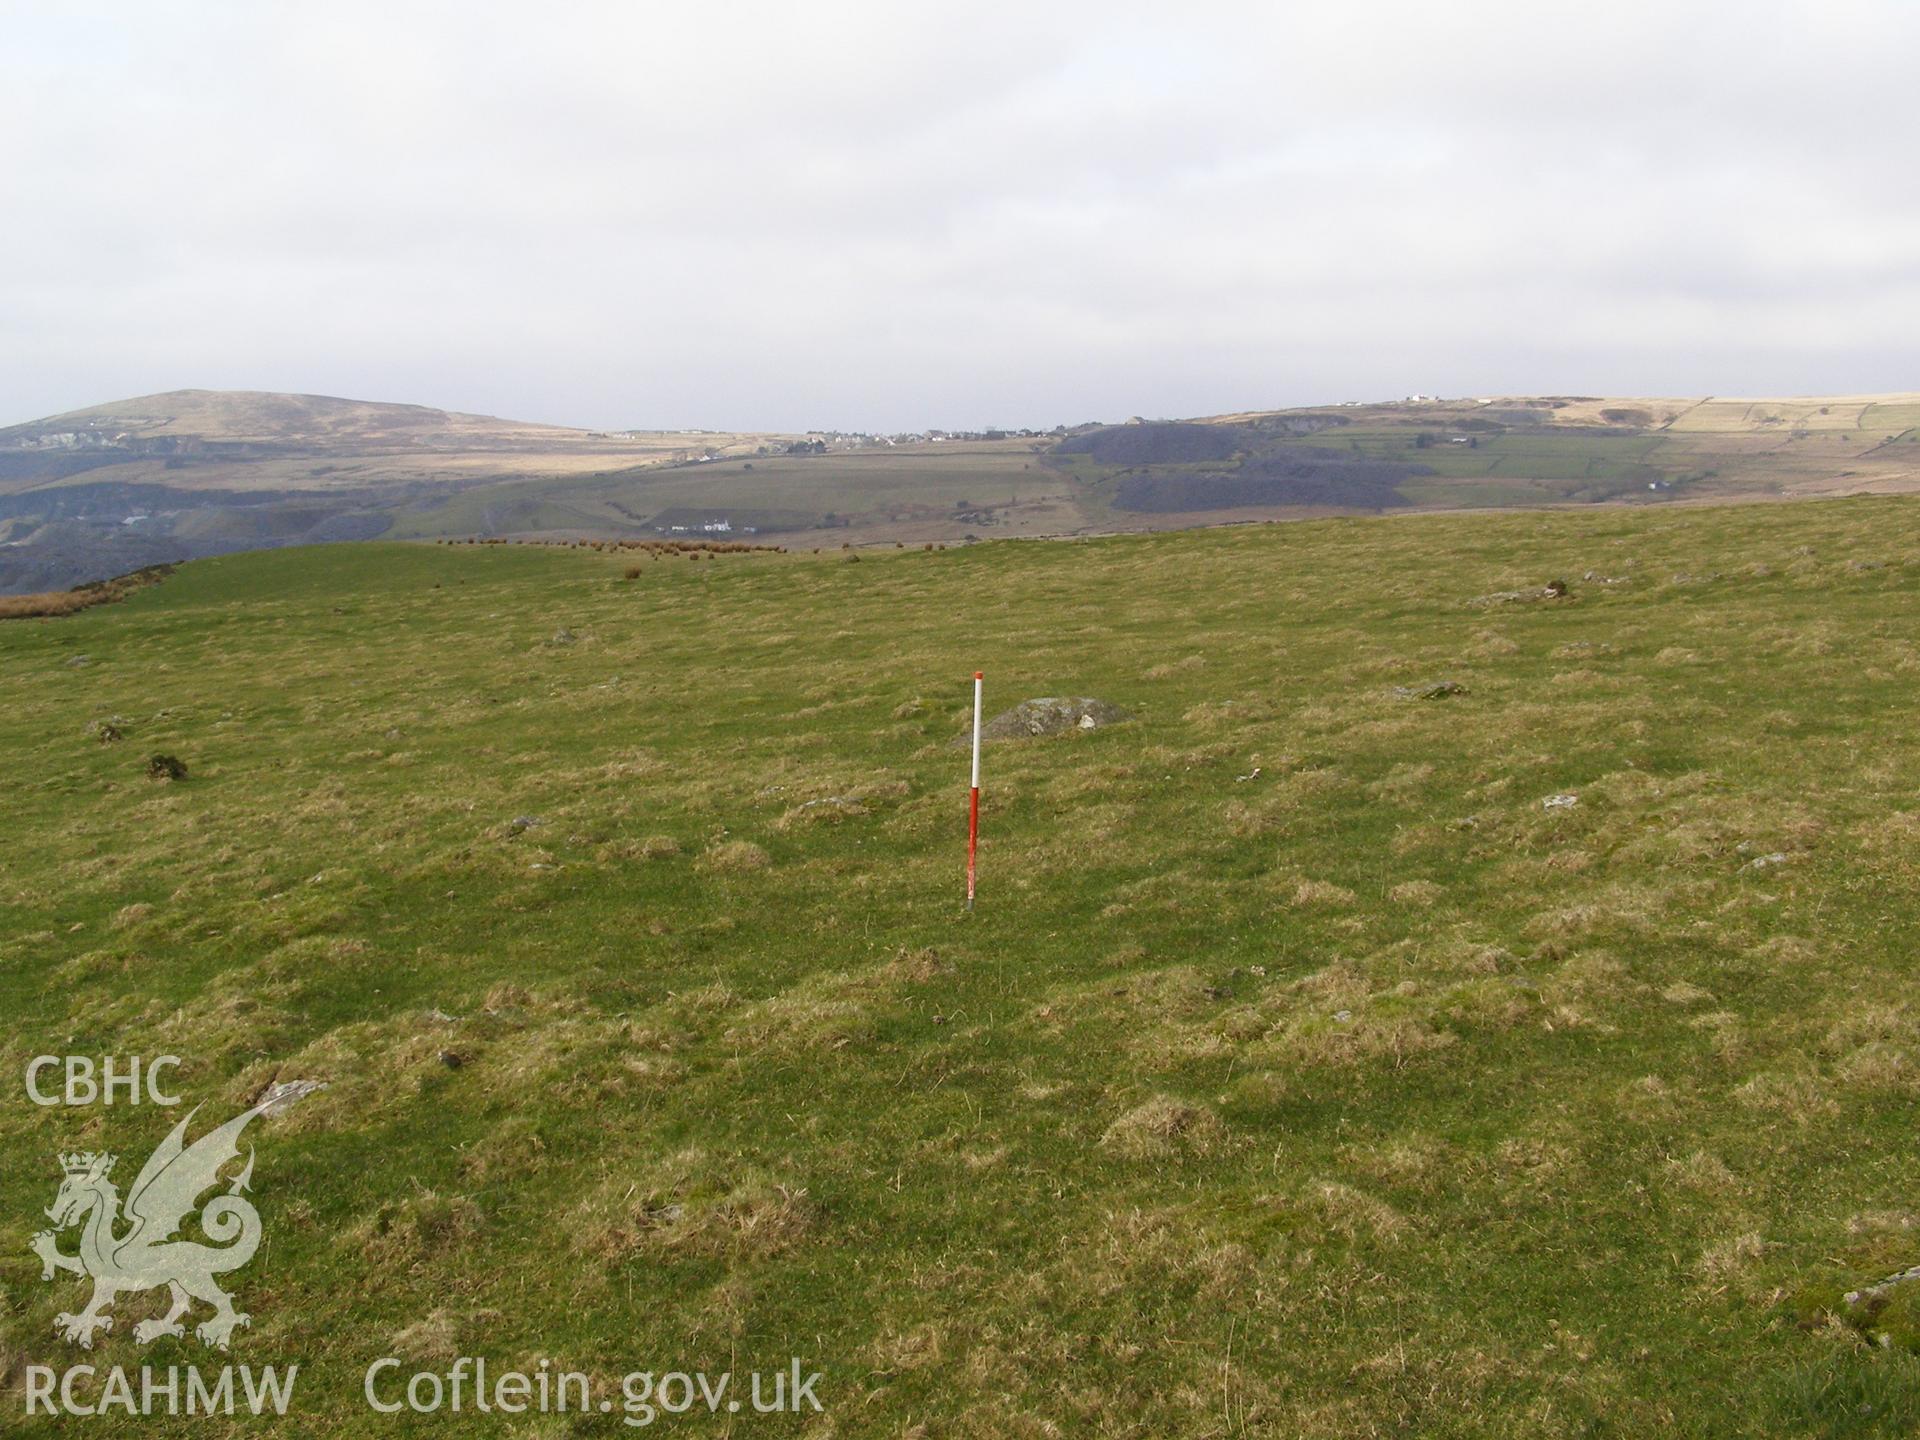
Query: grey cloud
2,1,1916,432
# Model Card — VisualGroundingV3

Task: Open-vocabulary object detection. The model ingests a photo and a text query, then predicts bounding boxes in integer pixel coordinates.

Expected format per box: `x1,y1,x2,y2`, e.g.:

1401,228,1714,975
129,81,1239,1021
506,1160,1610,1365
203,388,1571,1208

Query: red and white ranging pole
966,670,983,910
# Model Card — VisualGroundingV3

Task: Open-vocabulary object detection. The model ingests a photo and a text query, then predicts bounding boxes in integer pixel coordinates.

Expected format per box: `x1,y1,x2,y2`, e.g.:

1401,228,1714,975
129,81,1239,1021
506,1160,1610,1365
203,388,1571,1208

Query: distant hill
0,390,785,592
5,388,1918,594
0,389,761,495
0,388,564,454
1060,393,1920,519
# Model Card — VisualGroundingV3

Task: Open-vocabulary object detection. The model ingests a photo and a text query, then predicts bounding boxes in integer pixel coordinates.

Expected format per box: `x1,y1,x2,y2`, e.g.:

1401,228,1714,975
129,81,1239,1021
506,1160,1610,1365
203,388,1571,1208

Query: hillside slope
0,389,762,491
1058,392,1920,520
0,389,567,453
5,502,1920,1434
7,387,1919,595
0,389,784,592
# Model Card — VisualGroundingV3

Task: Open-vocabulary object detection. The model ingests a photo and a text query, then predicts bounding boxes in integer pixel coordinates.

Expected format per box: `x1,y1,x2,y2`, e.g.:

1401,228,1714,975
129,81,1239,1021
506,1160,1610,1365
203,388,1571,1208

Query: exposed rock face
977,697,1129,741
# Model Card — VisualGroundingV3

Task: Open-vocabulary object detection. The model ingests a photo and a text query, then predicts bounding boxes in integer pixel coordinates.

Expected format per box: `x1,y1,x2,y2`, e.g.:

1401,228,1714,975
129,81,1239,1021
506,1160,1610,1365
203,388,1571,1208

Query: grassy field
387,441,1059,542
5,500,1920,1435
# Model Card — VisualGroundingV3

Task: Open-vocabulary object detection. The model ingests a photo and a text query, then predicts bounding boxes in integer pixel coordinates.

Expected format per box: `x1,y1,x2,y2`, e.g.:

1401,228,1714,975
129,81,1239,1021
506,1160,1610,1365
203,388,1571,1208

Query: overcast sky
3,2,1916,432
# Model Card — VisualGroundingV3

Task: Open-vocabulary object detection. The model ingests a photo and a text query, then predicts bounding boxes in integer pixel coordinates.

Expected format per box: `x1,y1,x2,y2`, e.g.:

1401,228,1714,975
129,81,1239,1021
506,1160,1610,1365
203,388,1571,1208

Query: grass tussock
697,838,770,873
575,1151,814,1263
355,1190,485,1269
1099,1095,1224,1158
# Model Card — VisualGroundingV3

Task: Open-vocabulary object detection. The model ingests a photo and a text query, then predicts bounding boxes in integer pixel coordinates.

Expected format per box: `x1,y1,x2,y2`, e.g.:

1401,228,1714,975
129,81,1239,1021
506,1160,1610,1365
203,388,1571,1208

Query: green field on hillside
387,443,1055,540
1291,428,1667,493
6,501,1920,1435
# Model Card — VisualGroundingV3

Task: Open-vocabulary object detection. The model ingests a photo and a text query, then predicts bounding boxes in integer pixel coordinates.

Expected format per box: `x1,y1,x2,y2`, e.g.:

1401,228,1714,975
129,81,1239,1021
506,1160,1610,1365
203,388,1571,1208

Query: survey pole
967,671,982,910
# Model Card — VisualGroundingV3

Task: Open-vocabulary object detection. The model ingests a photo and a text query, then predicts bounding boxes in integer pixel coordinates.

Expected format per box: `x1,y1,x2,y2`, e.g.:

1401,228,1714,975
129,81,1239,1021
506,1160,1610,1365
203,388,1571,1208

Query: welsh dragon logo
31,1098,282,1350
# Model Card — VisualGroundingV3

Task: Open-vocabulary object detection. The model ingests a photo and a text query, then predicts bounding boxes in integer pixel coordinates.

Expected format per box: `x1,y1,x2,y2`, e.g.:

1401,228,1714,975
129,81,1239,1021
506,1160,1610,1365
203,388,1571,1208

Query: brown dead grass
355,1190,485,1268
575,1151,814,1263
0,563,173,619
1099,1095,1224,1158
697,839,771,873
